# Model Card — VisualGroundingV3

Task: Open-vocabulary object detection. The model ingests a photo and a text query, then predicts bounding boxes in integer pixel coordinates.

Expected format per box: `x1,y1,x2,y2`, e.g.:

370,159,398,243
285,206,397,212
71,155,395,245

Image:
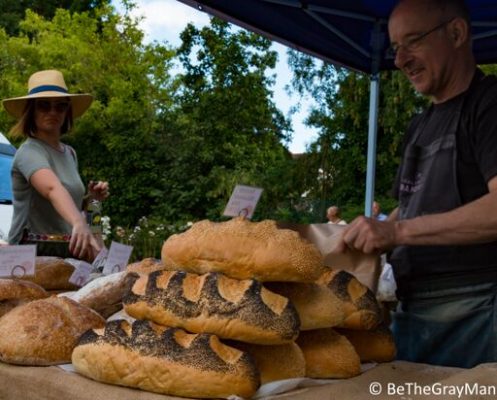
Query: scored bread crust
126,258,164,275
318,270,382,330
297,328,361,379
72,320,260,398
161,218,326,282
123,270,300,344
0,296,105,365
228,340,306,384
265,281,345,330
20,257,78,290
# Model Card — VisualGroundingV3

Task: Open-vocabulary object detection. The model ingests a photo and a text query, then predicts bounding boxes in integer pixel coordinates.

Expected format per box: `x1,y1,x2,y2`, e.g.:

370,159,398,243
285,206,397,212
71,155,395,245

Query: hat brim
2,91,93,119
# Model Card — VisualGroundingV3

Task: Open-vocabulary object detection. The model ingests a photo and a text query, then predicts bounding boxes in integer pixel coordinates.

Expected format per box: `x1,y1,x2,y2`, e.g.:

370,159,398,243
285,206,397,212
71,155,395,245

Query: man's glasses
386,18,455,58
35,100,70,113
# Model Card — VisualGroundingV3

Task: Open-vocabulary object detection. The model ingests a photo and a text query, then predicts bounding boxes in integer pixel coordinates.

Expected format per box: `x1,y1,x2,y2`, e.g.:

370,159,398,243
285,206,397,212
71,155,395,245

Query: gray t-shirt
8,137,85,244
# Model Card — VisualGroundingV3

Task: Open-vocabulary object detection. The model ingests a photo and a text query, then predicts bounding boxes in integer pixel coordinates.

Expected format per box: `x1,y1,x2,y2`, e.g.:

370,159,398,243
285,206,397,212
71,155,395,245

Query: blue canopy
177,0,497,213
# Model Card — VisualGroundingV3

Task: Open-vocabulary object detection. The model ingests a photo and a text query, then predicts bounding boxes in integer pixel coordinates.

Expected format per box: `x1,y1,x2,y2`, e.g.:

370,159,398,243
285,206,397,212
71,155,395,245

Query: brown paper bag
277,222,381,293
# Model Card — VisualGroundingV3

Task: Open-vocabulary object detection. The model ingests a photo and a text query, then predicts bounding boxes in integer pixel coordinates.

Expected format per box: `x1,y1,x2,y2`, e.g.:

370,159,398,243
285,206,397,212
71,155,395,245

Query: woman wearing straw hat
2,70,109,261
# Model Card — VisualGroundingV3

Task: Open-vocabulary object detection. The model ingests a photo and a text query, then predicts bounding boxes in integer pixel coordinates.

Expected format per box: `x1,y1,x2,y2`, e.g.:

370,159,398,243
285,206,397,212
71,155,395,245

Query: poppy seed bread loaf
123,270,300,344
72,320,260,398
318,270,382,330
161,218,326,282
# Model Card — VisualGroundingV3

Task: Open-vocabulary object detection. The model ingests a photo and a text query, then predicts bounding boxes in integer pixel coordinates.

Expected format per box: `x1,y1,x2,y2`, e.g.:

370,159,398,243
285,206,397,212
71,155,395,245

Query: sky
111,0,318,153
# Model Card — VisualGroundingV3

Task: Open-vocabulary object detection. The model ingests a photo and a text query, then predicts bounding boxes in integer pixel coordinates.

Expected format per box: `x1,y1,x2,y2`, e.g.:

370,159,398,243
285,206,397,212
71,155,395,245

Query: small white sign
103,241,133,275
223,184,263,219
92,247,108,271
0,245,36,278
67,259,93,287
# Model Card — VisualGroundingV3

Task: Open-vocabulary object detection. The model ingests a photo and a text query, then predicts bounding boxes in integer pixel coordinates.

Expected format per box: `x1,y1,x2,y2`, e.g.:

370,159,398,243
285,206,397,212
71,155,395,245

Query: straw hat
2,70,93,118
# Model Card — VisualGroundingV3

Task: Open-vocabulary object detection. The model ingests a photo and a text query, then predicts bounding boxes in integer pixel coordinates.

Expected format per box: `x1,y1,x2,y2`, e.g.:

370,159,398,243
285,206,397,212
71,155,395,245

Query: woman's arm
30,168,101,260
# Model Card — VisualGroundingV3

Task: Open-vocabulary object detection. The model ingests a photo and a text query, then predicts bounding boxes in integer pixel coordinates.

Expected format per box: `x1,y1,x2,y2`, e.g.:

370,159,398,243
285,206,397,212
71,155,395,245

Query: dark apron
391,90,497,297
390,89,497,367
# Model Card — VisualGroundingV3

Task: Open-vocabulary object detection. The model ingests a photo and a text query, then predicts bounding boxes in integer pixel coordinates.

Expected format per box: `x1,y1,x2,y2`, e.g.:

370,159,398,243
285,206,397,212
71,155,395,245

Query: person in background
338,0,497,368
2,70,109,261
326,206,347,225
372,201,388,221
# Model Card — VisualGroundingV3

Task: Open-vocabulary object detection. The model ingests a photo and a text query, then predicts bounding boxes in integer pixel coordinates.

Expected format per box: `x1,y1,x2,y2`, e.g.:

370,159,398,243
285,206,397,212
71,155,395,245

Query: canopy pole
364,73,380,217
364,21,384,217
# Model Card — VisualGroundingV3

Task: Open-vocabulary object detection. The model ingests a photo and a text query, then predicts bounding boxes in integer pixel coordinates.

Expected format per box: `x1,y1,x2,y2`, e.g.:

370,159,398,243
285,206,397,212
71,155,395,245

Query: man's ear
449,17,469,47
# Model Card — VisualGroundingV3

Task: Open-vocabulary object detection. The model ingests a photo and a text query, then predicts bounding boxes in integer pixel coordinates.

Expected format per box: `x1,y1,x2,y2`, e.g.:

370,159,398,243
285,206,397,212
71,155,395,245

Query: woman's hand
88,180,110,202
69,220,102,262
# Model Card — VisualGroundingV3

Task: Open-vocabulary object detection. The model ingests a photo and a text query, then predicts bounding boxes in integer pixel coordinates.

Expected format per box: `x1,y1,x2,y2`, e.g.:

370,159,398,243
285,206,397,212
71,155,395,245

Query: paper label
67,259,93,287
0,245,36,278
223,184,263,219
92,247,108,271
102,241,133,275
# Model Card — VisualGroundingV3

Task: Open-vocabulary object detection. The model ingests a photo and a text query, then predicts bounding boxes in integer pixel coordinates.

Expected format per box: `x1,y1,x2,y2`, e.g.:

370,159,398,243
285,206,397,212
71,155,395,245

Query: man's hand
337,216,398,254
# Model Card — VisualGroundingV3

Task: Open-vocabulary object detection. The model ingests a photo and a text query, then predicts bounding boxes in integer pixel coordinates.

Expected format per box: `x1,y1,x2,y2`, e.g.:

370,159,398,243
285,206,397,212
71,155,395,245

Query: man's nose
394,47,411,69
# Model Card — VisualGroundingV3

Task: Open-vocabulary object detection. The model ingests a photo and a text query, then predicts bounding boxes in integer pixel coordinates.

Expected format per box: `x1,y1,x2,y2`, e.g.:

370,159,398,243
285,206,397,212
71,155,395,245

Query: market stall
1,361,497,400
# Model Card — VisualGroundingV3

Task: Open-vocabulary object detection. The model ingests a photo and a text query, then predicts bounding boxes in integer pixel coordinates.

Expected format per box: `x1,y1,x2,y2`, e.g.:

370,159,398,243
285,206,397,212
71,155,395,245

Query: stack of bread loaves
72,217,395,398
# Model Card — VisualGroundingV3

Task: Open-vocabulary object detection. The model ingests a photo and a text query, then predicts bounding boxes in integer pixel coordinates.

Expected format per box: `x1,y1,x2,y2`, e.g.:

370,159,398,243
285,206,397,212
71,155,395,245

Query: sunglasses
35,100,71,113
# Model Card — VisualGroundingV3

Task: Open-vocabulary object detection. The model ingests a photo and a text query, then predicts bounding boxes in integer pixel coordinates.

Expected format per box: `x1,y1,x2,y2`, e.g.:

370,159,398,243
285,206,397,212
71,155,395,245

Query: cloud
124,0,210,45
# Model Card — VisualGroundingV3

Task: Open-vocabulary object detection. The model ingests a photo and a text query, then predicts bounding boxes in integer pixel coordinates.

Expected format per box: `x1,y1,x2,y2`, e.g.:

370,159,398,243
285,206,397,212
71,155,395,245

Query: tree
287,50,428,219
152,18,296,223
0,4,178,227
0,0,110,36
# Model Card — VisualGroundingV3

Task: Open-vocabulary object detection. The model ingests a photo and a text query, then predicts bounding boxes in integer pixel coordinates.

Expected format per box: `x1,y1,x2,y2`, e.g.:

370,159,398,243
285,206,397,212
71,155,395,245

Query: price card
0,245,36,278
92,247,109,272
102,241,133,275
223,184,263,219
66,258,93,287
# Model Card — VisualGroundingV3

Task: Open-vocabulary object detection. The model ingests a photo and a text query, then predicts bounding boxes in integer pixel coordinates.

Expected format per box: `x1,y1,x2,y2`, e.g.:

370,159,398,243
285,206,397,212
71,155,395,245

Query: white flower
149,231,155,237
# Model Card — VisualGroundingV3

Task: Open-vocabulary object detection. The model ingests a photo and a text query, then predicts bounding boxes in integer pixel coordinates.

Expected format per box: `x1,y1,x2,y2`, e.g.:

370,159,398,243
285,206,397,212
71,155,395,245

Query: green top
8,137,85,244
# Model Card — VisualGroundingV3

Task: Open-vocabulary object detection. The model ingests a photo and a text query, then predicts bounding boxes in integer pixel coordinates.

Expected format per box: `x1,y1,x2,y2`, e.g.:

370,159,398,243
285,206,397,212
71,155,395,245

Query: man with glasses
339,0,497,368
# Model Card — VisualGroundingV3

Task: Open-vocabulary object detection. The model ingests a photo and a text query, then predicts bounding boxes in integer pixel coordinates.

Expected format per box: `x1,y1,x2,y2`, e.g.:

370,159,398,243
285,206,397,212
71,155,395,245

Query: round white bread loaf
61,271,127,318
123,270,300,345
336,324,397,363
297,328,361,379
72,320,260,398
265,281,345,330
227,340,306,384
0,279,48,317
0,296,105,365
20,256,78,290
161,218,326,282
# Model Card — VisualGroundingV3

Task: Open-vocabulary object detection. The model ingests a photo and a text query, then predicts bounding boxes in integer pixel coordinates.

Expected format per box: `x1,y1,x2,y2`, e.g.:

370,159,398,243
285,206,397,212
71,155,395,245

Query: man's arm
340,176,497,254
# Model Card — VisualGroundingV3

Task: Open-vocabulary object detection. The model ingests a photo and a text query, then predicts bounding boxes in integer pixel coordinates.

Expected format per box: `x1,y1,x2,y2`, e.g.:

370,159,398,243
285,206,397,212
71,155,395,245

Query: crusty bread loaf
72,320,260,398
0,296,105,365
0,279,48,317
337,324,396,363
296,328,361,378
126,258,164,274
227,341,305,384
318,270,382,330
162,218,326,282
20,257,78,290
265,281,344,330
60,272,127,318
123,270,300,344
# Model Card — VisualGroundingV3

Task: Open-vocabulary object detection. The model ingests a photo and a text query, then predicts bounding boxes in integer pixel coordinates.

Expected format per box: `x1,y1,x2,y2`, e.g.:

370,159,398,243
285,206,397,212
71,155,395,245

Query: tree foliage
287,50,428,219
0,7,301,231
152,19,296,223
0,0,110,36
